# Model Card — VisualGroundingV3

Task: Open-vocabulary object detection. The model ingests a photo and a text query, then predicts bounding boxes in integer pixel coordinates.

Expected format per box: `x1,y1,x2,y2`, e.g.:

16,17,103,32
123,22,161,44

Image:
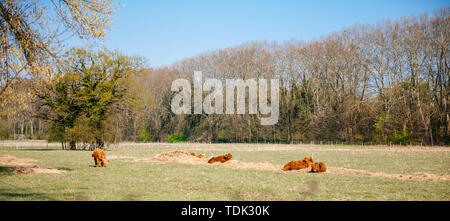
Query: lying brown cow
208,153,232,164
92,148,109,167
191,152,206,159
311,162,327,173
282,157,314,171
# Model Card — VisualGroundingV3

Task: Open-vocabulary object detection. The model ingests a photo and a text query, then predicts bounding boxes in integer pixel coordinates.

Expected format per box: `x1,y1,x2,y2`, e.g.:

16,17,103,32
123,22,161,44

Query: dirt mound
135,150,207,165
0,154,66,174
136,150,283,171
0,154,36,166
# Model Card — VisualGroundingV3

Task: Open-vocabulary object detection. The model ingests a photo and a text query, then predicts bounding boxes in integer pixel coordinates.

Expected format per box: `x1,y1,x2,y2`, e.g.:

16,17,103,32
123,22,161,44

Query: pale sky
72,0,449,67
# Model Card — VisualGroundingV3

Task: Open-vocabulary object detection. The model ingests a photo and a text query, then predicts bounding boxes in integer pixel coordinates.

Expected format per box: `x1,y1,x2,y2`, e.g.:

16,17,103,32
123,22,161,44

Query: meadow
0,142,449,201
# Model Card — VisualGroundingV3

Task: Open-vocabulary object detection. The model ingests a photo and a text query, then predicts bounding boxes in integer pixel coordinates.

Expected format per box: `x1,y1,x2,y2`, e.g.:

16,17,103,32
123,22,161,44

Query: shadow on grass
0,166,15,176
56,167,74,171
88,165,109,168
0,187,57,200
0,168,60,200
1,165,74,174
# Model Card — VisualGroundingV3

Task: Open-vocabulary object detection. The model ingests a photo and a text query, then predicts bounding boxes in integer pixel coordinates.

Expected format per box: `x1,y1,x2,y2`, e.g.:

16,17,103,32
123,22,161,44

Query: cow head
303,157,314,167
100,158,109,167
224,153,232,160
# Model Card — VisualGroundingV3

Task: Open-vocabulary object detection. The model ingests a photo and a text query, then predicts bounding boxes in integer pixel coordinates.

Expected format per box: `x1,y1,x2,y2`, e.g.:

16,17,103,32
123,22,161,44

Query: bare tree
0,0,117,97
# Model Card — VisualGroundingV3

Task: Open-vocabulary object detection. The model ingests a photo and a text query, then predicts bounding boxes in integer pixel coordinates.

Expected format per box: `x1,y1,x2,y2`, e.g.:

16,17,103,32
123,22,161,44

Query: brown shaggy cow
207,153,232,164
282,157,314,171
311,162,327,173
92,148,109,167
190,153,206,159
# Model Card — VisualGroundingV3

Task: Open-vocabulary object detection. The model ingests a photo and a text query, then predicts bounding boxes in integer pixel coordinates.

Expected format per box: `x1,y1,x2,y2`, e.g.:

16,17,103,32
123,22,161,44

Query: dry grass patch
0,154,36,166
327,167,450,182
132,150,450,182
12,166,66,174
135,150,284,171
106,155,137,160
0,154,66,174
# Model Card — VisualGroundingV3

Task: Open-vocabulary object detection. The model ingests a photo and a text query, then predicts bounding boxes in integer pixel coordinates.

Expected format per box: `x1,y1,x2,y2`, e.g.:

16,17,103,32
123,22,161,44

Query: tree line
135,8,448,145
0,6,448,148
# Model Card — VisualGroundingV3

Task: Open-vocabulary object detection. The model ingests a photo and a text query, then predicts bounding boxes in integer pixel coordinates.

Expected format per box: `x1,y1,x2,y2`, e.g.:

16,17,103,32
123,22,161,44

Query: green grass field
0,143,449,201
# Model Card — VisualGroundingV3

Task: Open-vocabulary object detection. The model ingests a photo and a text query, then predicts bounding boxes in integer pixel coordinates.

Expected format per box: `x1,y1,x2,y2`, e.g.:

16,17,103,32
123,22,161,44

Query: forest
0,1,448,148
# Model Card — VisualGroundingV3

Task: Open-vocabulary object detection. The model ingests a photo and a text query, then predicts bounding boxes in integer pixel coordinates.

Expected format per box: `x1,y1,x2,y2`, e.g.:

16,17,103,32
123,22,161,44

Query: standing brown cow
92,148,109,167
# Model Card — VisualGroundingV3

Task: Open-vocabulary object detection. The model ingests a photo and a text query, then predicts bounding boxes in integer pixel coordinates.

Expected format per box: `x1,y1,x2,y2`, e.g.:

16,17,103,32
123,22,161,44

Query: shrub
139,128,153,142
389,129,410,145
167,133,187,143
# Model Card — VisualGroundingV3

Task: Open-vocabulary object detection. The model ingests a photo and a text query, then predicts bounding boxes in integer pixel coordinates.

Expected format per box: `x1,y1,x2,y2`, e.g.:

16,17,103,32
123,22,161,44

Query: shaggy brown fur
92,148,109,167
311,162,327,173
282,157,314,171
207,153,232,164
190,153,206,159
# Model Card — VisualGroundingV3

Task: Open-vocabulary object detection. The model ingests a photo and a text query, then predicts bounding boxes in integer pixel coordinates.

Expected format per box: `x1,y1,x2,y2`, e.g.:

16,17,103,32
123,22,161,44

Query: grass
0,143,449,201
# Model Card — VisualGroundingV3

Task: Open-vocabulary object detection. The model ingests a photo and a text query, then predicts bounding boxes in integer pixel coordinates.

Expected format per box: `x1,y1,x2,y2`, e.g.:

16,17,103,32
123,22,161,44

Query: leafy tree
38,47,143,150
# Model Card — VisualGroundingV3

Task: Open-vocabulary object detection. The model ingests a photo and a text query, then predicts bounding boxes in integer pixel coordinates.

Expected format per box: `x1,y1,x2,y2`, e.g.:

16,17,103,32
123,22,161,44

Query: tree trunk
30,119,33,138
